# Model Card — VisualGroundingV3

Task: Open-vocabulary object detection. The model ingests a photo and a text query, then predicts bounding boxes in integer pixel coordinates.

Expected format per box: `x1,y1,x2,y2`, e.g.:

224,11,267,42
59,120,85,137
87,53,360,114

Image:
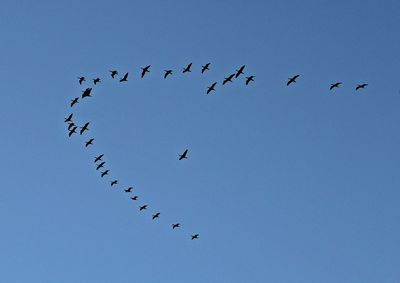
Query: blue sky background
1,0,399,282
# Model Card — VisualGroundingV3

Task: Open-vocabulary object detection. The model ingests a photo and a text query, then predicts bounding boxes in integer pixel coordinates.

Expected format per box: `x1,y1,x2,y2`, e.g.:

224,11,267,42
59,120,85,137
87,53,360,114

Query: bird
81,88,92,98
85,138,94,147
191,234,199,240
235,65,245,78
245,76,255,85
70,97,79,107
183,63,192,73
164,70,173,79
67,122,75,131
222,74,235,85
179,149,188,160
330,82,342,90
172,223,180,229
130,196,138,201
201,63,210,74
287,75,300,86
124,187,133,193
110,70,118,78
152,212,160,219
78,76,85,85
93,78,101,85
94,154,104,163
119,72,129,82
68,126,77,137
100,170,109,177
96,161,105,170
64,113,73,123
207,82,217,94
356,83,368,90
141,65,151,78
111,180,118,187
139,205,148,211
80,122,90,135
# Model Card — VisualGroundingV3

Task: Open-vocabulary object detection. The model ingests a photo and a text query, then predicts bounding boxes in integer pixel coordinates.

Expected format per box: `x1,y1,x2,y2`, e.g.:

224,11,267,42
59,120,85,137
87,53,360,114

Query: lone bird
80,122,90,135
207,82,217,94
119,72,129,82
330,82,342,90
191,234,199,240
287,75,300,86
124,187,133,193
100,170,109,178
164,69,173,79
139,205,148,211
183,63,192,73
223,74,235,85
152,212,160,220
201,63,210,74
96,161,105,170
64,113,73,123
78,76,85,85
235,65,245,78
110,180,118,187
68,126,77,137
109,70,118,78
172,223,180,229
70,97,79,107
179,149,188,160
141,65,151,78
245,75,255,85
356,83,368,90
85,138,94,147
130,196,138,201
81,88,92,98
94,154,104,163
67,122,75,131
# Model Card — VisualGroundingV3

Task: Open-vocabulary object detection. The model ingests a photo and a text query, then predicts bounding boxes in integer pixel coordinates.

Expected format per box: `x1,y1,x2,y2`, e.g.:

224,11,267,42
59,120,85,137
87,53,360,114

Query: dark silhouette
235,65,245,78
330,82,342,90
78,76,85,85
139,205,148,211
207,82,217,94
287,75,300,86
152,212,160,219
245,76,255,85
223,74,235,85
183,63,192,73
164,70,173,79
85,138,94,147
81,88,92,99
172,223,180,229
96,161,105,170
179,149,188,160
70,97,79,107
124,187,133,193
94,154,104,163
201,63,210,74
110,70,118,78
67,122,75,131
93,78,101,85
68,126,77,137
80,122,90,135
130,196,138,201
101,170,109,177
64,113,73,123
191,234,199,240
119,72,129,82
111,180,118,187
141,65,151,78
356,83,368,90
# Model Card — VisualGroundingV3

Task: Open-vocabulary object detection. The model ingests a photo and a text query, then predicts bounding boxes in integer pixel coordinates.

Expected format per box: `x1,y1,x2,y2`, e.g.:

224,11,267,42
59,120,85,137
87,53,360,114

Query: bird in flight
110,70,118,78
64,113,73,123
94,154,104,163
356,83,368,90
191,234,199,240
81,88,92,99
70,97,79,107
330,82,342,90
93,78,101,85
101,170,109,178
223,74,235,85
130,196,138,201
245,76,255,85
96,161,105,170
68,126,77,137
183,63,192,73
287,75,300,86
201,63,210,74
119,72,129,82
152,212,160,220
141,65,151,78
207,82,217,94
179,149,188,160
111,180,118,187
124,187,133,193
139,205,148,211
85,138,94,147
80,122,90,135
172,223,180,229
164,70,173,79
78,76,85,85
235,65,245,78
67,122,75,131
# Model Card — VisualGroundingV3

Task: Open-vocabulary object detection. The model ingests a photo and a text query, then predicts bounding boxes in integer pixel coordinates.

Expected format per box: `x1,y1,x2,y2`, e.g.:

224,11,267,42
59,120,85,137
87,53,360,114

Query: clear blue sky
1,0,399,282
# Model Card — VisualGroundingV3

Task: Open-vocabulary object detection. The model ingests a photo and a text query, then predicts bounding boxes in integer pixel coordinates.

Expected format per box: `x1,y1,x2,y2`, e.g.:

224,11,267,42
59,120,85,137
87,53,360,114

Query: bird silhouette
201,63,210,74
141,65,151,78
94,154,104,163
183,63,192,73
245,76,255,85
179,149,188,160
124,187,133,193
287,75,300,86
119,72,129,82
172,223,180,229
139,205,148,211
223,74,235,85
100,170,109,177
70,97,79,107
164,70,173,79
78,77,85,85
85,138,94,147
235,65,245,78
130,196,138,201
80,122,90,135
68,126,77,137
191,234,199,240
93,78,101,85
110,70,118,78
96,161,105,170
152,212,160,219
67,122,75,131
207,82,217,94
356,83,368,90
330,82,342,90
111,180,118,187
64,113,73,123
81,88,92,99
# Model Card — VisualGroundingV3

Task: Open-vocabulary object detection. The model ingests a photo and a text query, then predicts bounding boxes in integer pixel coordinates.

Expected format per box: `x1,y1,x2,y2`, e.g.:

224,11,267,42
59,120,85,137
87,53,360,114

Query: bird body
120,72,129,82
96,161,105,170
70,97,79,107
81,88,92,98
235,65,245,78
68,126,77,137
179,149,188,160
111,180,118,186
124,187,133,193
64,113,73,123
164,69,173,78
330,82,342,90
191,234,199,240
93,78,101,85
94,154,104,163
85,138,94,147
80,122,90,135
139,205,148,211
101,170,109,177
172,223,180,229
201,63,210,74
152,212,160,219
356,83,368,90
141,65,151,78
183,63,192,73
130,196,138,201
78,76,85,85
110,70,118,78
223,74,235,85
207,82,217,94
287,75,300,86
245,76,255,85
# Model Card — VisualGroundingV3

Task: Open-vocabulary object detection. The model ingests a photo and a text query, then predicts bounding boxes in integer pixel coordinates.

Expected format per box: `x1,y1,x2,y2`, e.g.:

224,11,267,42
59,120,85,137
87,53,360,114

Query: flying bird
164,70,173,79
96,161,105,170
101,170,109,178
111,180,118,187
356,83,368,90
93,78,101,85
85,138,94,147
191,234,199,240
152,212,160,219
139,205,148,211
183,63,192,73
179,149,188,160
201,63,210,74
141,65,151,78
287,75,300,86
130,196,138,201
70,97,79,107
64,113,73,123
119,72,129,82
110,70,118,78
67,122,75,131
235,65,245,78
124,187,133,193
330,82,342,90
94,154,104,163
207,82,217,94
245,76,255,85
81,88,92,98
80,122,90,135
222,74,235,85
78,76,85,85
172,223,180,229
68,126,77,137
